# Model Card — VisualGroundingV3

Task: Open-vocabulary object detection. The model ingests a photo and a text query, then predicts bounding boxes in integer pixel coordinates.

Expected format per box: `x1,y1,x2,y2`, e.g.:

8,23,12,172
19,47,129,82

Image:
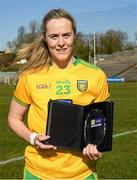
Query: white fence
0,72,17,84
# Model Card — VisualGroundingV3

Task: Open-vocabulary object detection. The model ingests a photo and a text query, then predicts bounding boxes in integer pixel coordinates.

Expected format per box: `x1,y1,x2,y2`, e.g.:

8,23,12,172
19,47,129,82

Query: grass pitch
0,82,137,179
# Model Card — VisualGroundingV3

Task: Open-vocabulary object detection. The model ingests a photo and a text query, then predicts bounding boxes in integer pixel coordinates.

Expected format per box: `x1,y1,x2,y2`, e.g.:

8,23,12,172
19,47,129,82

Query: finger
34,135,50,146
83,145,90,158
38,135,50,141
84,144,94,160
93,145,102,158
92,145,102,159
36,140,57,150
88,144,97,160
86,144,99,160
83,147,86,156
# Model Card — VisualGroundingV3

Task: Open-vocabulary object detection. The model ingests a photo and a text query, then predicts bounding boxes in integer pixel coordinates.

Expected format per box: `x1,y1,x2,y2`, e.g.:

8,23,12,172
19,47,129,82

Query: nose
58,36,65,47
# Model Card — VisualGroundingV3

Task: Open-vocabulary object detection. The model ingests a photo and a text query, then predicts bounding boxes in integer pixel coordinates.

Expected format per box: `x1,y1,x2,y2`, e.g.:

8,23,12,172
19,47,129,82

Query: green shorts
23,168,98,180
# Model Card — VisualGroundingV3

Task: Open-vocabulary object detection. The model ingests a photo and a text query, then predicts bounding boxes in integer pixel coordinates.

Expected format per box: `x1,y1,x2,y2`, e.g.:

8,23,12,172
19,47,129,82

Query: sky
0,0,137,50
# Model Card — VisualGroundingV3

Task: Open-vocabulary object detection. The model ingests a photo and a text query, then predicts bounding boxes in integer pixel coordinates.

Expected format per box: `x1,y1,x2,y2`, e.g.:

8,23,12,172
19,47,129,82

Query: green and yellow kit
14,57,110,179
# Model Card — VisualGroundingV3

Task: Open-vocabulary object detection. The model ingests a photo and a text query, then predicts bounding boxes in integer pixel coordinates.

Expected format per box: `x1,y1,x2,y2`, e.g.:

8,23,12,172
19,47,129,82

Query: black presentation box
44,100,114,152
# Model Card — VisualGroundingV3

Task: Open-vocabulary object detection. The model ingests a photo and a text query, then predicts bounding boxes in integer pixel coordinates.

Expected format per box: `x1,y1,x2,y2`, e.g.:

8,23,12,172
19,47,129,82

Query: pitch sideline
0,129,137,165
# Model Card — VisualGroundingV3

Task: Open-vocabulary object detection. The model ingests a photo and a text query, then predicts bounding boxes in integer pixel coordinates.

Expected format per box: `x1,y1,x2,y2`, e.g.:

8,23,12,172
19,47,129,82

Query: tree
134,32,137,47
29,20,38,34
6,41,12,48
0,53,16,70
17,26,26,44
97,29,128,54
23,32,38,43
73,32,89,61
135,32,137,40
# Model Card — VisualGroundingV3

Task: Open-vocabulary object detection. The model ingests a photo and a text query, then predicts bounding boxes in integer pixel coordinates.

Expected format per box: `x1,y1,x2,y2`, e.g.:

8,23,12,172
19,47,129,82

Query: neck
51,56,75,69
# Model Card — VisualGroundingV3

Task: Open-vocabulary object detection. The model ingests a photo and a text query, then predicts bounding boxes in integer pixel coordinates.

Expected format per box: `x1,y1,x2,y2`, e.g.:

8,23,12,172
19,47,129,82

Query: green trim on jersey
79,59,100,70
73,57,81,66
23,168,98,180
23,168,39,180
85,172,98,180
13,96,29,107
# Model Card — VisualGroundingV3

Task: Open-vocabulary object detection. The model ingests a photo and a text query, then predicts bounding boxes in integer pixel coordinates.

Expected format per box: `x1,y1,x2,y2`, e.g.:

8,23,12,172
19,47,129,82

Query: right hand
34,134,57,150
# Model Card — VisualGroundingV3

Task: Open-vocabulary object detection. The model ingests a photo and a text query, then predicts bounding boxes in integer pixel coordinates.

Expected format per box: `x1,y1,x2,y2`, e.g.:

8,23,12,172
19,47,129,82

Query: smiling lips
56,48,67,53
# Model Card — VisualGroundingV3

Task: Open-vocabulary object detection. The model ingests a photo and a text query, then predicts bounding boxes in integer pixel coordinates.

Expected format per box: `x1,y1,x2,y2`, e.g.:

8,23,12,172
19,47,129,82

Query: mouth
56,48,67,53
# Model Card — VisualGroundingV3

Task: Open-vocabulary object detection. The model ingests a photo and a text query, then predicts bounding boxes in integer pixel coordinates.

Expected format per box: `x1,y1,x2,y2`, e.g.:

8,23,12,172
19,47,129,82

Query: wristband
29,132,38,145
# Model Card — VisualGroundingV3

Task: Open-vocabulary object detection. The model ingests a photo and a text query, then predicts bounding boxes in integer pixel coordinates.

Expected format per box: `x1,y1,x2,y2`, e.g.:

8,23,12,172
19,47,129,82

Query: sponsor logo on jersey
36,83,51,89
56,80,71,84
77,80,88,92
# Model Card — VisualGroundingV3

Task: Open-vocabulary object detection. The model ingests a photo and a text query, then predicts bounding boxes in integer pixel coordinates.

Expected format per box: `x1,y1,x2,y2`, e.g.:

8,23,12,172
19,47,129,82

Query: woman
8,8,110,179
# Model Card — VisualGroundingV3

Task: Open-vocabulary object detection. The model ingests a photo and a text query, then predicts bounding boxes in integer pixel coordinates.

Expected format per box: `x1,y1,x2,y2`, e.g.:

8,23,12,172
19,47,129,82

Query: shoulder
75,57,105,74
75,57,100,70
19,69,44,79
74,57,107,79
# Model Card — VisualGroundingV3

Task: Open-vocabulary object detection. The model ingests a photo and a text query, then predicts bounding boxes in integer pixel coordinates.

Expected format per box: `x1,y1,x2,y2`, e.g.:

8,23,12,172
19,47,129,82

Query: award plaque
45,100,114,152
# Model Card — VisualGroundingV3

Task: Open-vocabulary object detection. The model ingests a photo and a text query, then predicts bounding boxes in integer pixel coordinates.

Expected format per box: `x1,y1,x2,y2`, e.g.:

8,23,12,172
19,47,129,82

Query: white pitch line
113,129,137,137
0,129,137,165
0,156,24,165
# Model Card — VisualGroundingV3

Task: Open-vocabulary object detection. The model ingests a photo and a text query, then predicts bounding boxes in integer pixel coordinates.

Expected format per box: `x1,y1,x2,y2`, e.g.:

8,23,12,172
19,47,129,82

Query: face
45,18,75,67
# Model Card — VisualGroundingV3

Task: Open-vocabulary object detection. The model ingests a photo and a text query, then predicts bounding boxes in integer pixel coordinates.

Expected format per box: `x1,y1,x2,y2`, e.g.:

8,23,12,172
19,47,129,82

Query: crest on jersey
77,80,88,92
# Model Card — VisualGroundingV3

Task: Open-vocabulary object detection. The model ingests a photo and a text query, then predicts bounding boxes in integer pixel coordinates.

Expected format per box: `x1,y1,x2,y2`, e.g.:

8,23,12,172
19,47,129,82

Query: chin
54,54,72,62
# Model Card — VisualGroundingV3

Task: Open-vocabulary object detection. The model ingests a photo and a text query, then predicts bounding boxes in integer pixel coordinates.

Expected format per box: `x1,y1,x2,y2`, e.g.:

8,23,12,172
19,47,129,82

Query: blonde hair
17,8,77,73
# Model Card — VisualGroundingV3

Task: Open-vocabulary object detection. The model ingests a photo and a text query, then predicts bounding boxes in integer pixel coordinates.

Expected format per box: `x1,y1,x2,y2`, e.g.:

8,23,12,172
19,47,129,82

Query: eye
49,35,58,40
63,33,71,39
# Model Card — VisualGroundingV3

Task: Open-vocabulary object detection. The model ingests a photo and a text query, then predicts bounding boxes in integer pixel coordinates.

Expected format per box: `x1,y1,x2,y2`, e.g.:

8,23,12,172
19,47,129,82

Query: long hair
16,8,77,73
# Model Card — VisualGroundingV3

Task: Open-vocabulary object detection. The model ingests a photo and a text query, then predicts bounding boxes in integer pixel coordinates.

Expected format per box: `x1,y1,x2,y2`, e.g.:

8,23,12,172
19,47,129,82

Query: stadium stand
97,49,137,81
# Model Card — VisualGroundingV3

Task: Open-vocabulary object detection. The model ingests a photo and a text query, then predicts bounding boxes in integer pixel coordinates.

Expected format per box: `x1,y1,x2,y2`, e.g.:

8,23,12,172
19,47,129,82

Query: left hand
83,144,102,160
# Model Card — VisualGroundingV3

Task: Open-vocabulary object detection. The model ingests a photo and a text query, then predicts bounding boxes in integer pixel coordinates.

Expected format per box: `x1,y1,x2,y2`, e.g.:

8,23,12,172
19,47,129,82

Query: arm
8,99,56,150
8,99,31,142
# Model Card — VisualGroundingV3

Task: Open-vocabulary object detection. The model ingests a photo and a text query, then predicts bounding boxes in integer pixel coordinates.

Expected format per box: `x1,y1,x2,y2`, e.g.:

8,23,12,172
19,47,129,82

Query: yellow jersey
13,57,110,179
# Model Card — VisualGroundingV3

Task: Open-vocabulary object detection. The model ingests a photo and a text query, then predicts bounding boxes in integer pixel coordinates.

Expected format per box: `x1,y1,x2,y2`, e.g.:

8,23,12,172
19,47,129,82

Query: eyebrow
48,32,73,36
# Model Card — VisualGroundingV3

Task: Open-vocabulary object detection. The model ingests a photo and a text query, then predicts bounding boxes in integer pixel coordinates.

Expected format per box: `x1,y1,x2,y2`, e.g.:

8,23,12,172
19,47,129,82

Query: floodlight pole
93,31,97,65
